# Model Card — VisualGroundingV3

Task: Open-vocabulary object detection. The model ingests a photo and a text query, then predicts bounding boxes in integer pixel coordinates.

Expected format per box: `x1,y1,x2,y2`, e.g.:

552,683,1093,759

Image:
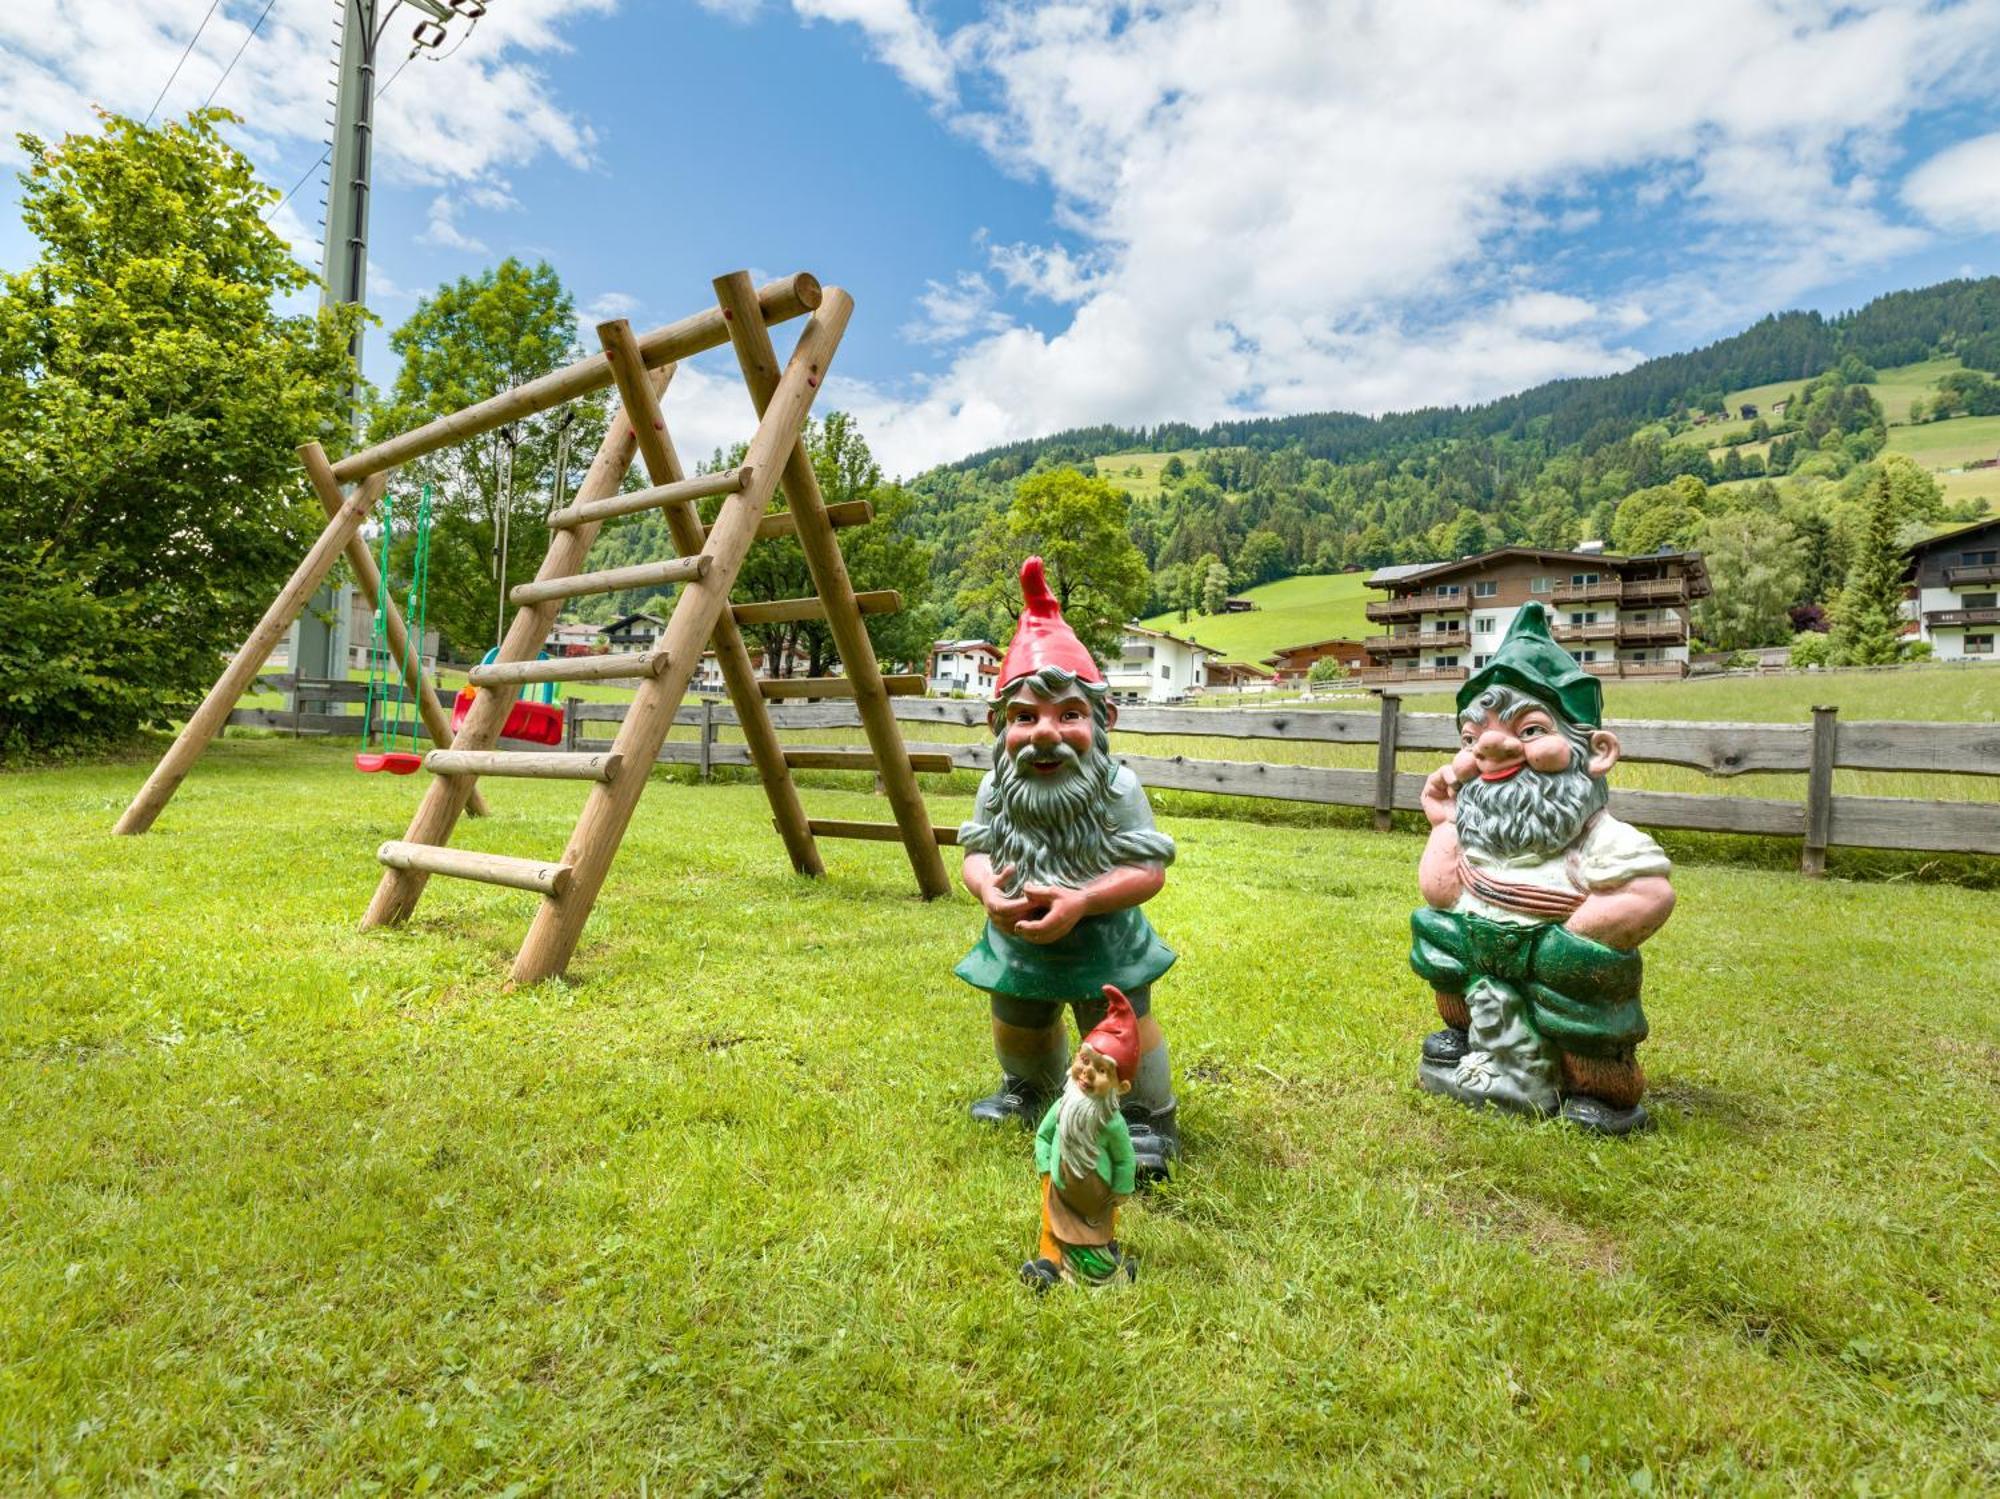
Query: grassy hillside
1096,449,1205,500
1683,358,1965,450
1886,412,2000,511
1139,572,1376,662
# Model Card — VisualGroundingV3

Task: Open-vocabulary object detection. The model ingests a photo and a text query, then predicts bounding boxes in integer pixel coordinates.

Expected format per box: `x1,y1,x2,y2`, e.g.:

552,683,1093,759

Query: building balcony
1554,622,1619,643
1617,621,1689,645
1925,607,2000,627
1364,596,1427,622
1550,579,1624,604
1944,562,2000,586
1581,661,1687,679
1360,666,1469,685
1620,577,1696,604
1367,630,1469,654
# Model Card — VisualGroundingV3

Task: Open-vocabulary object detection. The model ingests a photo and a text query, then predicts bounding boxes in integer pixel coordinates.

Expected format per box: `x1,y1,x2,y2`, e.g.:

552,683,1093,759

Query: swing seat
355,750,425,775
449,686,565,746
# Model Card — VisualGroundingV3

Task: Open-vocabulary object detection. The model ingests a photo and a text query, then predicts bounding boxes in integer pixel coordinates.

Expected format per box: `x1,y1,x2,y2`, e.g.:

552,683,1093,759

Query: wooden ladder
361,273,952,984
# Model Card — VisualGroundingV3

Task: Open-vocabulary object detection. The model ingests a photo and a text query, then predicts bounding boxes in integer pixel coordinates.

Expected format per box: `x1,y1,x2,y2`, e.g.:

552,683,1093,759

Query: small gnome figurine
956,557,1181,1175
1020,985,1142,1292
1411,602,1678,1134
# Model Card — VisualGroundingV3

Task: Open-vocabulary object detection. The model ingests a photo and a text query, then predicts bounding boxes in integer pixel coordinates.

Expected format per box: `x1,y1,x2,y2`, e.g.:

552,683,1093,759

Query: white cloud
791,0,953,101
695,0,764,19
419,194,487,252
781,0,2000,474
0,0,610,185
1903,131,2000,233
901,271,1013,345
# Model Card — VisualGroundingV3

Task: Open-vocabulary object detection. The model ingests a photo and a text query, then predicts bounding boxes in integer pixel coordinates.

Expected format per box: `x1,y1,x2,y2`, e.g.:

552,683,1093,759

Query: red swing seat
449,686,565,746
354,750,425,775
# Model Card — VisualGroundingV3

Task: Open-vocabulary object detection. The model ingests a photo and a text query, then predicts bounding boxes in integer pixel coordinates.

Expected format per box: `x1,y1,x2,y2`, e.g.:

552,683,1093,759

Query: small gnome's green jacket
1035,1101,1137,1196
954,764,1176,1001
1410,906,1647,1059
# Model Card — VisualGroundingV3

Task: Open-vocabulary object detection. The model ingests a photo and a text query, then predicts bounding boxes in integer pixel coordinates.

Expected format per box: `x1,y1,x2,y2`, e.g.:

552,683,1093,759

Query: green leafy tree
1444,507,1492,558
370,259,607,657
1826,466,1913,666
1233,529,1287,589
1201,559,1232,617
1306,655,1347,686
0,110,362,751
957,468,1149,662
1693,511,1804,649
1611,475,1708,555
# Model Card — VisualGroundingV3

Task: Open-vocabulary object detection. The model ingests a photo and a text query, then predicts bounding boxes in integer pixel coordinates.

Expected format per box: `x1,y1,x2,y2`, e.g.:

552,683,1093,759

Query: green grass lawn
4,745,1998,1491
1677,358,1966,451
1139,573,1376,664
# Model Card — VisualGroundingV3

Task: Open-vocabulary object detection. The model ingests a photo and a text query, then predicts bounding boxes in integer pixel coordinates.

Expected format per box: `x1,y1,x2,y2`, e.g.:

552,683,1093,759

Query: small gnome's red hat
1082,985,1141,1083
994,556,1103,697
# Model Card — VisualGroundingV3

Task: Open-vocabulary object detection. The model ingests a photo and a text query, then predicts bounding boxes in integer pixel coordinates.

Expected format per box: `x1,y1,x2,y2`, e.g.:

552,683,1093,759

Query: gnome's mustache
1455,758,1606,861
1013,740,1081,772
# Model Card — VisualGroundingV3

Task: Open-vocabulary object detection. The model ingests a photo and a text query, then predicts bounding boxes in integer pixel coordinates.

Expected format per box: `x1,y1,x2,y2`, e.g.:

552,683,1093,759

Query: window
1962,550,1998,565
1572,572,1600,586
1471,654,1491,668
1159,664,1171,679
1578,650,1598,662
1433,655,1460,668
1474,615,1497,634
1436,584,1461,598
1530,576,1552,593
1473,581,1498,598
1570,611,1597,626
1969,634,1995,655
1438,618,1462,632
1965,593,1998,610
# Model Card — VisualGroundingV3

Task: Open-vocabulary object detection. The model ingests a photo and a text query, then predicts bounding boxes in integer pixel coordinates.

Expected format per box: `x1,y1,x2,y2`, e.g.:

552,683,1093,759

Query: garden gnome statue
1410,602,1676,1134
1020,985,1142,1292
956,557,1181,1175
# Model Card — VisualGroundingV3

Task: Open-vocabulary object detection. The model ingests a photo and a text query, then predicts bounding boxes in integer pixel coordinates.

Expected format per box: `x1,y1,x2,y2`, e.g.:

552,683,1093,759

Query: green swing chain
400,485,434,754
359,492,396,751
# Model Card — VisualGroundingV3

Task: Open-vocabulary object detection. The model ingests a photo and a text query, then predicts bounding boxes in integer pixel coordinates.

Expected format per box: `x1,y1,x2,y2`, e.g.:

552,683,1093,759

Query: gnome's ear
1586,728,1621,777
1105,699,1119,731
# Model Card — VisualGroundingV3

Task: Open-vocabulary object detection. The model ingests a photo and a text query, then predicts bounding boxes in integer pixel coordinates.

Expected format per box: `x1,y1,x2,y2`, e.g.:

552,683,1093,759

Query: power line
264,50,419,223
201,0,283,110
144,0,224,126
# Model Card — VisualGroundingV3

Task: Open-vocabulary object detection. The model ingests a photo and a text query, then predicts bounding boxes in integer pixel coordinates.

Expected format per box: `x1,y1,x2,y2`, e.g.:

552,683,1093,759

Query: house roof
1120,623,1225,656
930,639,1001,655
605,611,668,632
1260,636,1365,663
1906,516,2000,557
1364,562,1435,586
1370,545,1707,590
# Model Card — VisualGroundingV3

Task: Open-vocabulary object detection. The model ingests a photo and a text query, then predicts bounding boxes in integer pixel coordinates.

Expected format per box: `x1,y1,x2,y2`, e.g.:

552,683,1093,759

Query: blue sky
4,0,2000,475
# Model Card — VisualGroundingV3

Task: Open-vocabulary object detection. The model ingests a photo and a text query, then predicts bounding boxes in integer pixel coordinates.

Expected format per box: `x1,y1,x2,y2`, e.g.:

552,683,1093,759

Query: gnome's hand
1421,755,1476,828
1012,883,1088,943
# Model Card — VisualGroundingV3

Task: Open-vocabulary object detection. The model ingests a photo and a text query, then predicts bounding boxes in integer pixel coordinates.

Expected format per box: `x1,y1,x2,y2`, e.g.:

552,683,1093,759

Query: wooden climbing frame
115,270,954,982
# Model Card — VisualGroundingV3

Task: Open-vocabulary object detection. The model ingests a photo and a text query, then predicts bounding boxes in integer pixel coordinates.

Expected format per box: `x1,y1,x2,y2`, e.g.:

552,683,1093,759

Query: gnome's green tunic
1412,603,1661,1059
954,765,1177,1001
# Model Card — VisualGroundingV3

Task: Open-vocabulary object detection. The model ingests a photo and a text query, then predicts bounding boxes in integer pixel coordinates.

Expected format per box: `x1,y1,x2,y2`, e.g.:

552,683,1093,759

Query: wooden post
712,271,952,900
1801,704,1837,877
113,463,389,834
594,318,823,878
509,293,853,985
361,369,669,930
699,698,715,781
564,696,580,752
299,443,488,817
1372,692,1401,832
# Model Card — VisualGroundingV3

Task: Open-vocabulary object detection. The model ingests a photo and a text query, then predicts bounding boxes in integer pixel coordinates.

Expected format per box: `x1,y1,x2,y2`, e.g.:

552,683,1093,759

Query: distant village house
1904,518,2000,663
1262,637,1368,684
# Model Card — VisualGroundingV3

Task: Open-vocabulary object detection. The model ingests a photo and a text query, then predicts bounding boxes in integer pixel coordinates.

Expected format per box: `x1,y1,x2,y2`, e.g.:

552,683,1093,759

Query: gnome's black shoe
1422,1027,1471,1066
1560,1094,1652,1136
970,1078,1049,1127
1123,1101,1180,1182
1018,1257,1061,1295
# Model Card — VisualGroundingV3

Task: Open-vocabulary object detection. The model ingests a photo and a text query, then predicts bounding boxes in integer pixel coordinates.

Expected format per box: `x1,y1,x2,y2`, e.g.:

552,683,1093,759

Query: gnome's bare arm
1013,863,1166,945
1417,752,1478,909
962,854,1040,933
1566,877,1675,950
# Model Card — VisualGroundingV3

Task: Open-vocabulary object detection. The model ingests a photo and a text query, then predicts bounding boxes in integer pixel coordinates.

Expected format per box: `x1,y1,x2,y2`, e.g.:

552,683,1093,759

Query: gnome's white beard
1054,1076,1116,1185
1454,760,1606,862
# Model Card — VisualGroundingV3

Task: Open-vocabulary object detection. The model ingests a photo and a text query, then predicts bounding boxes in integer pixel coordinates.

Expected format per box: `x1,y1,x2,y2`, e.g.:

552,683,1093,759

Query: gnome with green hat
1408,602,1677,1134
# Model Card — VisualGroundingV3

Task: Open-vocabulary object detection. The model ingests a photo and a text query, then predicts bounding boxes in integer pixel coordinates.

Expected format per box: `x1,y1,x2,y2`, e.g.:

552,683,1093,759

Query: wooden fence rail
231,688,2000,869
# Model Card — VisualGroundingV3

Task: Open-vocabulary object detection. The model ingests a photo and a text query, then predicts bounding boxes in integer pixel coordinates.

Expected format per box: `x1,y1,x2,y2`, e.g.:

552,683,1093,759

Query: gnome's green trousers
1409,907,1648,1060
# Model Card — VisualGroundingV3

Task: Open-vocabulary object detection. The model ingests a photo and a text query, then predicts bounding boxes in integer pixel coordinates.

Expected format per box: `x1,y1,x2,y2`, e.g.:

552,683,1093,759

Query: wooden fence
232,681,2000,871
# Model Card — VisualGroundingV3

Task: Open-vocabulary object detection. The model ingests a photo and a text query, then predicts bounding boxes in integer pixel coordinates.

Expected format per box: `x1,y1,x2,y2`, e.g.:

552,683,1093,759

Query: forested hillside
899,278,2000,654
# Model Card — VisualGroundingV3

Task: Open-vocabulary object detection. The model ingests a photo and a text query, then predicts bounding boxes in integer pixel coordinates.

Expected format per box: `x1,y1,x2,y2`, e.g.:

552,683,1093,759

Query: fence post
1801,704,1838,877
564,696,579,752
699,698,715,781
1372,692,1401,832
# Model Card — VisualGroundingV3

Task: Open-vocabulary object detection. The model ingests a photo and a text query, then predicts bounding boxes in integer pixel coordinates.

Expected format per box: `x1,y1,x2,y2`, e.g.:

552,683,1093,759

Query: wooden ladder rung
547,467,750,530
732,589,900,626
426,750,623,781
756,501,871,540
469,650,667,687
783,749,957,773
757,673,925,700
510,554,710,608
801,819,961,846
376,840,574,895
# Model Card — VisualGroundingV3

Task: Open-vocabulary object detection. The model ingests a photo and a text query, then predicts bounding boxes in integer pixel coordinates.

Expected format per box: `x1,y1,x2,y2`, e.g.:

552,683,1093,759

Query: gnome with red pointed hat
1020,985,1143,1291
955,558,1181,1177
